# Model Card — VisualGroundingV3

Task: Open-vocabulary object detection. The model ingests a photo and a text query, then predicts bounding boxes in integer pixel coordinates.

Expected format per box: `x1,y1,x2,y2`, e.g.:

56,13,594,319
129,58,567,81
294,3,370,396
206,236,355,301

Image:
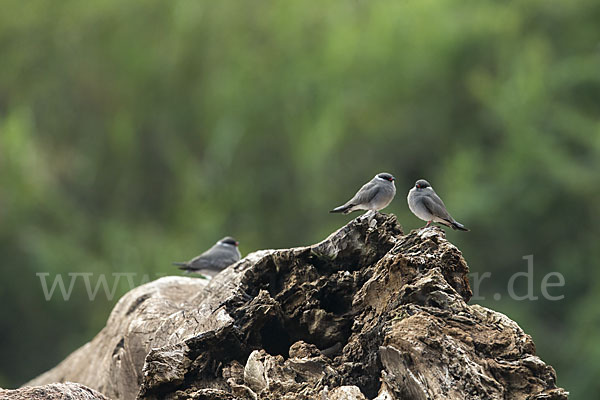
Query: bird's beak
235,241,239,246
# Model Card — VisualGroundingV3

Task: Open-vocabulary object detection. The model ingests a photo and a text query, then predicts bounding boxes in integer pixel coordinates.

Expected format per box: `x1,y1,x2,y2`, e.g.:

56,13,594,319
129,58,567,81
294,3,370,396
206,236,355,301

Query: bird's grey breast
408,189,435,220
371,181,395,207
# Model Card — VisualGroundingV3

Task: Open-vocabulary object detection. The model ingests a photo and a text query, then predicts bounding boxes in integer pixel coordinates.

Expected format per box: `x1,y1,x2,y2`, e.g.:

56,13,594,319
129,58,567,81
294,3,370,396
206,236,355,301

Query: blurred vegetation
0,0,599,397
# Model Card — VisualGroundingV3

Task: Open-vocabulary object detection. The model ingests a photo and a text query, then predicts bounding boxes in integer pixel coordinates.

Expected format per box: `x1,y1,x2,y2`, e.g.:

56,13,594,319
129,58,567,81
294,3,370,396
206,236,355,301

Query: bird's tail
172,262,190,271
330,204,354,214
451,221,469,231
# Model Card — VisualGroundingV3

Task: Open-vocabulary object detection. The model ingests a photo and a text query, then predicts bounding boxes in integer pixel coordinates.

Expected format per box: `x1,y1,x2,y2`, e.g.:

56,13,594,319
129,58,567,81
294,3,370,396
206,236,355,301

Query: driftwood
22,213,568,399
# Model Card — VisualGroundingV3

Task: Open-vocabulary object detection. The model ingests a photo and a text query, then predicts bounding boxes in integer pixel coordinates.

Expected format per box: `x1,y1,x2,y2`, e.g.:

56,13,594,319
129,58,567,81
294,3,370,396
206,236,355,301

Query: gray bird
407,179,468,231
173,236,241,277
330,172,396,214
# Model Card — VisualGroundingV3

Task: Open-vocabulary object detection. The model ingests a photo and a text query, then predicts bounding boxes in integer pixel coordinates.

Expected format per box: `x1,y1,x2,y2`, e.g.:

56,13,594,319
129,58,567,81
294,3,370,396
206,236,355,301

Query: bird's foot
359,210,375,222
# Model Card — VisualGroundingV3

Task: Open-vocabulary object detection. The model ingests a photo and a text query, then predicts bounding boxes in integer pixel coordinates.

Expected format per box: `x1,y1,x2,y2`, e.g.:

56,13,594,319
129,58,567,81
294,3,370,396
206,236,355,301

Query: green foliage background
1,0,599,397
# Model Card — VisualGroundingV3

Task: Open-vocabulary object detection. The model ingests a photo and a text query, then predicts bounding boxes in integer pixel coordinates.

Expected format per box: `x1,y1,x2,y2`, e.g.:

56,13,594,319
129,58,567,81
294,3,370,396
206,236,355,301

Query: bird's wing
189,245,238,271
211,246,240,264
187,253,215,270
420,192,453,222
350,181,380,205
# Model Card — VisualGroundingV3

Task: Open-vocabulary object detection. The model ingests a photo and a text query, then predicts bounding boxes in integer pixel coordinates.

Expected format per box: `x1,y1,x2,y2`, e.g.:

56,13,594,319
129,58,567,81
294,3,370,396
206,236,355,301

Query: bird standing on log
330,172,396,215
173,236,241,277
407,179,468,231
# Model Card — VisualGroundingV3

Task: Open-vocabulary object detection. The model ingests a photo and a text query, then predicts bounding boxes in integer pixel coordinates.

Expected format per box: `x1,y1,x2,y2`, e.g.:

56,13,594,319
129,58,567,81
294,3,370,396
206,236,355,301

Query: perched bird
173,236,241,277
407,179,469,231
330,172,396,214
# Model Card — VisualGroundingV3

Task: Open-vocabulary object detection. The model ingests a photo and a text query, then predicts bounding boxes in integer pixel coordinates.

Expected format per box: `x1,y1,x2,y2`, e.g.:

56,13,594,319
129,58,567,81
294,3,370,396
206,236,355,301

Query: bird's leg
361,210,375,221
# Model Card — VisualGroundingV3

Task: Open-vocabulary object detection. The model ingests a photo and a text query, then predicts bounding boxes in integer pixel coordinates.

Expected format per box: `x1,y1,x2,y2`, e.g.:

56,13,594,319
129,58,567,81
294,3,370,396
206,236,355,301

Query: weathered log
24,213,568,399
